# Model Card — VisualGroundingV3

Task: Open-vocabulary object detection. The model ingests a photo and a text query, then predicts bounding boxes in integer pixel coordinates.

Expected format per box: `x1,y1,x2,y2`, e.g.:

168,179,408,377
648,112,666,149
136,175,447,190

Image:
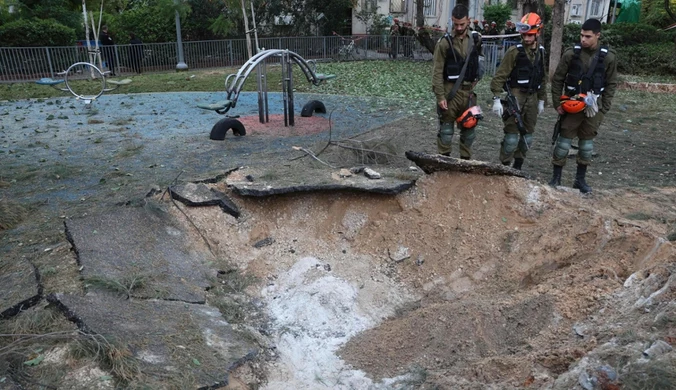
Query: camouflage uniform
490,42,547,164
431,29,481,158
550,46,618,167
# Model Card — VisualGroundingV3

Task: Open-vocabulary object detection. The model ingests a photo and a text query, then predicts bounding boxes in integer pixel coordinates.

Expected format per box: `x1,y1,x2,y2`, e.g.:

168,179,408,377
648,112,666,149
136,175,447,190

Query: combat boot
573,164,592,193
548,165,562,187
512,158,524,170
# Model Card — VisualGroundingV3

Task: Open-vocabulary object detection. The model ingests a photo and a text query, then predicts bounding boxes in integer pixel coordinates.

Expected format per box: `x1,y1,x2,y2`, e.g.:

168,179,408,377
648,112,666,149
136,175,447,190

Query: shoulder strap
585,46,607,79
445,35,478,102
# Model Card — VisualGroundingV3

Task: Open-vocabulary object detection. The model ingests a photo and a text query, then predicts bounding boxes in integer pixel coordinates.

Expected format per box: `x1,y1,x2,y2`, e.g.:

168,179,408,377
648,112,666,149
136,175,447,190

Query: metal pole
447,0,457,31
610,0,618,23
175,1,188,71
250,1,260,52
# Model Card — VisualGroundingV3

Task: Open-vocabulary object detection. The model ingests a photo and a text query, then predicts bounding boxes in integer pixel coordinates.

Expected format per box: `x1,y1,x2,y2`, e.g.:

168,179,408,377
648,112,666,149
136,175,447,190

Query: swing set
197,0,336,140
35,0,132,108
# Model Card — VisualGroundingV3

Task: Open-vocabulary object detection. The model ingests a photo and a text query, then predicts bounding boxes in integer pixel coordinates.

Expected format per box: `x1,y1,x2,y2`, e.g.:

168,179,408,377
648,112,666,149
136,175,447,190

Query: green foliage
616,42,676,75
260,0,354,36
543,4,552,24
602,22,675,46
483,3,513,28
355,9,390,35
0,18,76,46
23,0,83,37
641,0,676,28
105,7,176,44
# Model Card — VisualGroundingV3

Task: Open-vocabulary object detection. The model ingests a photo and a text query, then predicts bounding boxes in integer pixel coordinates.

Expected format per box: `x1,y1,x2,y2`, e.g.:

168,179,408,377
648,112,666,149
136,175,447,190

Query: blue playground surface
0,91,411,210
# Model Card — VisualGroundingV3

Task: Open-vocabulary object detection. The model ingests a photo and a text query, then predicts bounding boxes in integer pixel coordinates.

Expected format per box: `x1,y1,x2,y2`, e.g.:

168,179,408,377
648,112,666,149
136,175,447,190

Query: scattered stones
338,168,353,178
253,237,275,248
363,167,382,179
388,245,410,263
643,339,672,358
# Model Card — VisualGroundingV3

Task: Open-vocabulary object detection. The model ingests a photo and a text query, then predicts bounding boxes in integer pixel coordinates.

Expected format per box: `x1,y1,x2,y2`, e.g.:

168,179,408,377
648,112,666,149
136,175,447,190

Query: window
589,0,602,17
363,0,377,12
424,0,437,16
390,0,406,13
570,3,582,16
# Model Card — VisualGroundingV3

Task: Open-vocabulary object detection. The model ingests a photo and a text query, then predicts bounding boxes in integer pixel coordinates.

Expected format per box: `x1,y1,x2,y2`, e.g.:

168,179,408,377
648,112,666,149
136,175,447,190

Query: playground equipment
36,62,132,108
198,49,335,140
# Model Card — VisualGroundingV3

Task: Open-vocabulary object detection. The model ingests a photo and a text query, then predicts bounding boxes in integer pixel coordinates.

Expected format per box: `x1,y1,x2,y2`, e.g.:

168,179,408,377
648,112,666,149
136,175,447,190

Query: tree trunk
416,0,425,28
414,0,435,55
549,0,566,78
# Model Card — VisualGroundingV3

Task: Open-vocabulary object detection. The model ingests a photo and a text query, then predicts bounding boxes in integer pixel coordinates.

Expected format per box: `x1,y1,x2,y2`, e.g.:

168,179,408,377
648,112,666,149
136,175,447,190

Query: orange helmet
560,94,587,114
516,13,542,35
457,106,483,129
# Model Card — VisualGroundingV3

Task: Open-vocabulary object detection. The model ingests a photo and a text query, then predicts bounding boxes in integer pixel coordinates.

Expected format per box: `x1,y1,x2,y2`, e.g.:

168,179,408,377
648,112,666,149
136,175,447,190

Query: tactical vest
564,44,608,95
509,44,545,92
443,32,481,83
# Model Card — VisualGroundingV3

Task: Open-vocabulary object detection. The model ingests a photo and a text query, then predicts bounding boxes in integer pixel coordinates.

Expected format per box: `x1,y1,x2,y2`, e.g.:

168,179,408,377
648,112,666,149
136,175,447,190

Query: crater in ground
168,171,676,389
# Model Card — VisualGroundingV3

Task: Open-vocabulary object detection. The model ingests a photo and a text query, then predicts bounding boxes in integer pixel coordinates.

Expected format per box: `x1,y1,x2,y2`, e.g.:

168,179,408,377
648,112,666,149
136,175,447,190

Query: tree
483,3,512,27
258,0,355,36
548,0,565,78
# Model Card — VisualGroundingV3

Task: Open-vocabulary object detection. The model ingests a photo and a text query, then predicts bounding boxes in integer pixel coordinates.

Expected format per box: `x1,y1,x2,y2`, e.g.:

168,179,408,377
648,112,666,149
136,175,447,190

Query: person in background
129,33,143,74
390,22,400,59
488,21,499,36
99,25,117,76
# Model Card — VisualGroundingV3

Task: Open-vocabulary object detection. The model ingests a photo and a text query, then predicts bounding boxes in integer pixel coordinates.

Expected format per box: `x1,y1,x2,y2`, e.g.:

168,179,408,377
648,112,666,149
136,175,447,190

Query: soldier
488,21,499,36
549,18,617,193
490,13,546,170
472,19,483,33
432,4,483,159
505,21,517,35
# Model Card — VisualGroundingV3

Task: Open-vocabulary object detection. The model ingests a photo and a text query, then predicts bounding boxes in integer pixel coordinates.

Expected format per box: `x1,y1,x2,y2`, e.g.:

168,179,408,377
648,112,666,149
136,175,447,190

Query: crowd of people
432,5,617,193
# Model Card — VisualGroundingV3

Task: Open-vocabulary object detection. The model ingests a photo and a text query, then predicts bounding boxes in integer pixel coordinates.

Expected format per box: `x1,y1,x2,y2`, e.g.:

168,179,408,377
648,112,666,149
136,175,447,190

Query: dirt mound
164,171,675,389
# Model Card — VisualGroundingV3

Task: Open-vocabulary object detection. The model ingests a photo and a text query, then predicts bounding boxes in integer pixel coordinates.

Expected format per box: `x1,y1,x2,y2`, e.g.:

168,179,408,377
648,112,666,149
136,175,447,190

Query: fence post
46,47,55,78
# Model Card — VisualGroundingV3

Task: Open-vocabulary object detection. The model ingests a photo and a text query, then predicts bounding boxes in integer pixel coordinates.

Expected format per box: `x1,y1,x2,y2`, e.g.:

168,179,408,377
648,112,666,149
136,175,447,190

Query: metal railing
0,35,508,83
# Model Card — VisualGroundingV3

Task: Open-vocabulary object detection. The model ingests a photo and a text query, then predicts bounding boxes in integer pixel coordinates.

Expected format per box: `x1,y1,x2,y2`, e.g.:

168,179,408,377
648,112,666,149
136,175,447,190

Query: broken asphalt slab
64,202,214,303
170,182,240,218
405,150,534,179
0,259,42,319
47,292,258,388
225,166,418,197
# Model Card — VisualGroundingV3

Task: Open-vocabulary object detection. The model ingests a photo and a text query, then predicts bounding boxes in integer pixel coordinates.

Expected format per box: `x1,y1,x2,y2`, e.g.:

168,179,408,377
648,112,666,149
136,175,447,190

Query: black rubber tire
301,100,326,117
209,118,246,140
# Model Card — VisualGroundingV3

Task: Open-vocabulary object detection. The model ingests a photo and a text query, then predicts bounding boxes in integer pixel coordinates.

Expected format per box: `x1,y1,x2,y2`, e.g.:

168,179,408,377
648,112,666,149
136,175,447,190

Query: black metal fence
0,35,510,83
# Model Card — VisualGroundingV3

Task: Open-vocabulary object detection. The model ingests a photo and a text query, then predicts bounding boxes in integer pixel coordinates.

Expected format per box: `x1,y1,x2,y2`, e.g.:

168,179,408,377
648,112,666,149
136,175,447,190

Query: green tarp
616,0,641,23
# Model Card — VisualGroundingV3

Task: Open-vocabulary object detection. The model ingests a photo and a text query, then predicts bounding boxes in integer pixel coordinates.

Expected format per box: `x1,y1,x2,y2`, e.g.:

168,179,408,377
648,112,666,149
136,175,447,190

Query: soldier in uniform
490,13,546,170
432,5,483,158
505,21,517,35
549,18,617,193
488,21,499,36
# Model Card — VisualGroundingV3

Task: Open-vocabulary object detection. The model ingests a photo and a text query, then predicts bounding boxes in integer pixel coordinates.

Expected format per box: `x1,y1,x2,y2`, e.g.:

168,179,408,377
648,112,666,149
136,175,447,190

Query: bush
0,18,76,47
615,42,676,75
602,22,673,46
483,4,513,28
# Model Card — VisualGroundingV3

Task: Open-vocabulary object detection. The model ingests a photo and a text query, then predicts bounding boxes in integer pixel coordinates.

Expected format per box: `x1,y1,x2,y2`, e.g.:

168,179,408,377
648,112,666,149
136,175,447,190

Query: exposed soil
1,89,676,389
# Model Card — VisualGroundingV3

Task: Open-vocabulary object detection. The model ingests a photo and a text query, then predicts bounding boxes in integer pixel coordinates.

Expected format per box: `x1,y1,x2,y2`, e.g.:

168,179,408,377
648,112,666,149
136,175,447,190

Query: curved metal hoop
61,62,106,101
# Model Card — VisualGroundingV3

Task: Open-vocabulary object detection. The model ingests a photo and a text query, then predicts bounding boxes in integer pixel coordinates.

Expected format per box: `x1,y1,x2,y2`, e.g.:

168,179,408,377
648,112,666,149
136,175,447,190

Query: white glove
584,93,599,117
538,100,545,115
492,98,503,117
